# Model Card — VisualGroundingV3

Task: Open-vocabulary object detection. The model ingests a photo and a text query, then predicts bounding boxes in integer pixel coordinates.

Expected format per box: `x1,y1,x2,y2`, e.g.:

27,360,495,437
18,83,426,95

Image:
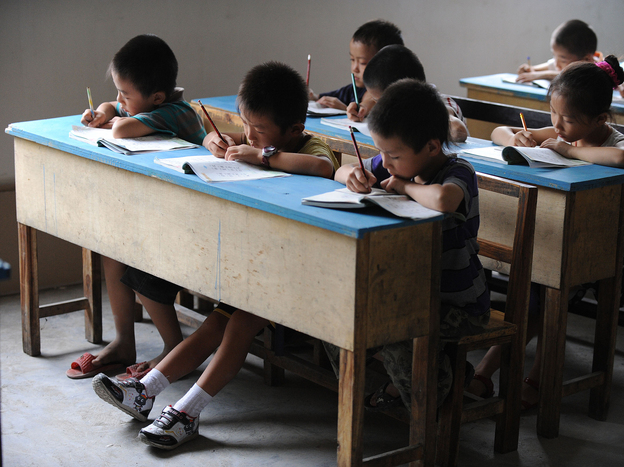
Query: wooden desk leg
537,286,569,438
82,249,102,344
337,345,366,467
412,335,437,467
18,223,40,356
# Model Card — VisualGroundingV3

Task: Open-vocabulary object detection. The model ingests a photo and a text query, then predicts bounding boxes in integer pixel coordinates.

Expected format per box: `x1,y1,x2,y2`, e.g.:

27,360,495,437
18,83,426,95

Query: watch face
263,146,277,157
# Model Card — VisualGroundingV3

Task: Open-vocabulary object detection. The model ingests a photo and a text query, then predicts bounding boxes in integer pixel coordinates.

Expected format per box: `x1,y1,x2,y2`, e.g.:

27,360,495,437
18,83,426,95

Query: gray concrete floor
2,284,624,466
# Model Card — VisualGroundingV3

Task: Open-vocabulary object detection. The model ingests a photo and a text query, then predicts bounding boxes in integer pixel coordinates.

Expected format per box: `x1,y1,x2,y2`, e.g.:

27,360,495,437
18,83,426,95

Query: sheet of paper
154,155,216,173
307,101,347,116
185,155,291,182
512,147,591,167
368,196,441,219
320,118,371,137
70,125,198,153
461,146,506,162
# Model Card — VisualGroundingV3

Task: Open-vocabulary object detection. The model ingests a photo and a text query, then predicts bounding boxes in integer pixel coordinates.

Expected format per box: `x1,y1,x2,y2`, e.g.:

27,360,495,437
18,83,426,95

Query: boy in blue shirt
68,35,207,380
329,79,490,410
92,62,340,450
309,19,403,113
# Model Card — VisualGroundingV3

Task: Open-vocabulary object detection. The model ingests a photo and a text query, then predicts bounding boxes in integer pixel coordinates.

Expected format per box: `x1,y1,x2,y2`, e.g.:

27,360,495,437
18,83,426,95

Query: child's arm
81,102,117,128
540,139,624,168
449,115,468,143
335,163,377,193
382,177,464,213
316,95,348,110
203,131,243,157
346,93,376,122
491,125,557,147
224,145,335,178
111,117,157,139
517,69,559,82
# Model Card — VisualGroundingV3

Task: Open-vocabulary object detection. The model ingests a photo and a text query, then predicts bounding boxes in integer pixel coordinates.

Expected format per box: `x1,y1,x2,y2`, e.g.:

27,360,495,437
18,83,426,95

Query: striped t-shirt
363,154,490,316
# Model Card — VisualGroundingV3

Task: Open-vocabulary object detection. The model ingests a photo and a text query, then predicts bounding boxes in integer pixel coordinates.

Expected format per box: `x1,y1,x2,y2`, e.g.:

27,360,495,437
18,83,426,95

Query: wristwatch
261,145,278,167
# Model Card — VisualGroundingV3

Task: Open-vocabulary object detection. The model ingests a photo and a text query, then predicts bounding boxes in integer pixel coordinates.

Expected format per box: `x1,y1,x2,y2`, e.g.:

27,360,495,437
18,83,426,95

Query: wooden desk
455,138,624,439
7,115,443,467
460,73,624,125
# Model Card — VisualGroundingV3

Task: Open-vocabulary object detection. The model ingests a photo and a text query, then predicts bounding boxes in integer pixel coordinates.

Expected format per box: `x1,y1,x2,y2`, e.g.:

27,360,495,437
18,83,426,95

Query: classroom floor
1,284,624,467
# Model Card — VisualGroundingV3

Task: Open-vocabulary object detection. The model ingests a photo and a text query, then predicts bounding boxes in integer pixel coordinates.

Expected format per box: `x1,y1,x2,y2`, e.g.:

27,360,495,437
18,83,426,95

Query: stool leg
263,327,285,386
337,345,366,467
82,249,102,343
18,223,40,356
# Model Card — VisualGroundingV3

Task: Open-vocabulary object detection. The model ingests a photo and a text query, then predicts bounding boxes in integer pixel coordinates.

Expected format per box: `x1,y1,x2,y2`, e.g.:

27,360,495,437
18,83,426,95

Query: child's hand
511,130,537,147
517,63,532,74
540,138,572,157
345,166,376,193
224,144,261,165
81,109,109,128
380,176,409,195
308,88,319,101
516,71,539,83
316,96,347,111
203,131,236,158
346,102,369,122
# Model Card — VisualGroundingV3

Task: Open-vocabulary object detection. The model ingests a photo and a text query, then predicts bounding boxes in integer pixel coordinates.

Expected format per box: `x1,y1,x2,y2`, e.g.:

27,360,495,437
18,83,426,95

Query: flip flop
521,376,539,411
115,362,152,381
364,382,404,412
66,353,125,380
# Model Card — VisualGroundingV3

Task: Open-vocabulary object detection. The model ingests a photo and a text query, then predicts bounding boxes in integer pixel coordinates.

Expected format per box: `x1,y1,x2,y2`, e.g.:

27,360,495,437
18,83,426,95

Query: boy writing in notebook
346,44,469,142
309,19,403,113
92,62,340,450
326,79,490,410
516,19,599,83
68,35,207,380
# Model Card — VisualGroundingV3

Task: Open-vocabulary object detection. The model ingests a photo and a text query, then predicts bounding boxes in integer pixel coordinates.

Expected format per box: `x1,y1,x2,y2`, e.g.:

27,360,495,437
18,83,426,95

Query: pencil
520,112,528,131
306,54,311,87
197,100,226,144
351,73,359,111
86,87,94,119
348,125,366,177
527,56,531,68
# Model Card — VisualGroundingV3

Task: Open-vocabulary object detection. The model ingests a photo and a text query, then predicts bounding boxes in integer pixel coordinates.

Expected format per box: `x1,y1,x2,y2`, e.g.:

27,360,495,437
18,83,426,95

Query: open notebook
302,187,441,220
69,125,198,155
461,145,591,168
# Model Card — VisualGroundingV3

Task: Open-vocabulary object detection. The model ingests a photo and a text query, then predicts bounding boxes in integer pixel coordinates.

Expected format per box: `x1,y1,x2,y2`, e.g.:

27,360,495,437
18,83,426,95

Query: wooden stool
436,174,537,466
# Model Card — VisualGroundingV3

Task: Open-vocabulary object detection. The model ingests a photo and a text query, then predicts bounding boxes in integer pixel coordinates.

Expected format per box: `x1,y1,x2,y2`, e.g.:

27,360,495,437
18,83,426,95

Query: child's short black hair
368,79,449,153
109,34,178,98
352,19,404,52
551,19,597,58
237,61,308,133
548,55,624,122
363,45,426,92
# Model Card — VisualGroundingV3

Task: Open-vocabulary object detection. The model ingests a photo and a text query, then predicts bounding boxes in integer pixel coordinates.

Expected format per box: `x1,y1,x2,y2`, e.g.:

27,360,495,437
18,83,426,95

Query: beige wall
1,0,622,295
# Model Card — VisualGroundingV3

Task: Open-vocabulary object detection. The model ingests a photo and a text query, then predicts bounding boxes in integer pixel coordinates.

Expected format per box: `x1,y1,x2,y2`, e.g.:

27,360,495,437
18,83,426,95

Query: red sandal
521,377,539,410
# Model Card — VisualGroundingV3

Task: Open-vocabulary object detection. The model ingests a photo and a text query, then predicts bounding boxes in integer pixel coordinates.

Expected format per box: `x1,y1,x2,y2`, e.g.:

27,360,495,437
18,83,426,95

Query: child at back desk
469,55,624,408
493,55,624,167
346,44,469,142
309,19,403,113
326,78,490,410
516,19,599,83
92,61,339,451
68,34,207,380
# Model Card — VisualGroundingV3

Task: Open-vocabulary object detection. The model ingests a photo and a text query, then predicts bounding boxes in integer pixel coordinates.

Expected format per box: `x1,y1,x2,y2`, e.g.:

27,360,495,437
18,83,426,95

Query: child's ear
426,139,442,156
289,123,305,136
152,91,166,106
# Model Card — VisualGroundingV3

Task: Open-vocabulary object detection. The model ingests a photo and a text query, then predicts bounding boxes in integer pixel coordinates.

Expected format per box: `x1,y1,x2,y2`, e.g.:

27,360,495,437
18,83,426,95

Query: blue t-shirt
319,83,366,106
363,154,490,316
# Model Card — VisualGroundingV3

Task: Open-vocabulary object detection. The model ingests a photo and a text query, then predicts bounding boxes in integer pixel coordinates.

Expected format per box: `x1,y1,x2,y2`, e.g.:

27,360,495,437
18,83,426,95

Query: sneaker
139,405,199,450
92,374,154,422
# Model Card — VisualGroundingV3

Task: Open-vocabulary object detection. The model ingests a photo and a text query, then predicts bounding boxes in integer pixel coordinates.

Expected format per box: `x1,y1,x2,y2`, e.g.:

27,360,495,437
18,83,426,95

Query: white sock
173,383,213,418
140,368,170,398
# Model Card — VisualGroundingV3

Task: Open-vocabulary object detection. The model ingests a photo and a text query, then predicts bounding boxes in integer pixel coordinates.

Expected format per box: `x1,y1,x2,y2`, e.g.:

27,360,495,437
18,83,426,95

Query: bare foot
91,339,136,367
521,378,539,410
368,382,401,408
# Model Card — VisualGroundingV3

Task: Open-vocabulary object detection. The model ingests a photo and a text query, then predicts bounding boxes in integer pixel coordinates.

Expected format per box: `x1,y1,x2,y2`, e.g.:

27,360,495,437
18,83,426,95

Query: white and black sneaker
92,374,154,422
139,405,199,450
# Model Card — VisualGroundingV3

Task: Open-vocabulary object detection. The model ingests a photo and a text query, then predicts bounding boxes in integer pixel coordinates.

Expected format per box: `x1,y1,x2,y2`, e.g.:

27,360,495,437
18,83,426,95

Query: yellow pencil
519,112,528,131
86,87,95,119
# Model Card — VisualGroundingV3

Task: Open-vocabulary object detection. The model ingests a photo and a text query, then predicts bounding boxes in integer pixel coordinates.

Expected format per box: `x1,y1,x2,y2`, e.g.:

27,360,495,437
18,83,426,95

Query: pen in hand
351,73,359,112
349,125,368,189
520,112,528,131
86,87,95,119
198,100,227,144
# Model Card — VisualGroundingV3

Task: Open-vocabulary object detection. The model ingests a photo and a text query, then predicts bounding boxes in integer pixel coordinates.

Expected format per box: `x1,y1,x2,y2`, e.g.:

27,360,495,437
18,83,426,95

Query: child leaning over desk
468,55,624,409
516,19,599,83
346,44,469,142
67,34,207,380
92,62,340,451
309,19,403,113
325,79,490,410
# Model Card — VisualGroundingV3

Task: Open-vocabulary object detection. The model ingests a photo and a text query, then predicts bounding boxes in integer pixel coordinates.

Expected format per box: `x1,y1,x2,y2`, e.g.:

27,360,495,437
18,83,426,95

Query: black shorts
120,266,182,305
